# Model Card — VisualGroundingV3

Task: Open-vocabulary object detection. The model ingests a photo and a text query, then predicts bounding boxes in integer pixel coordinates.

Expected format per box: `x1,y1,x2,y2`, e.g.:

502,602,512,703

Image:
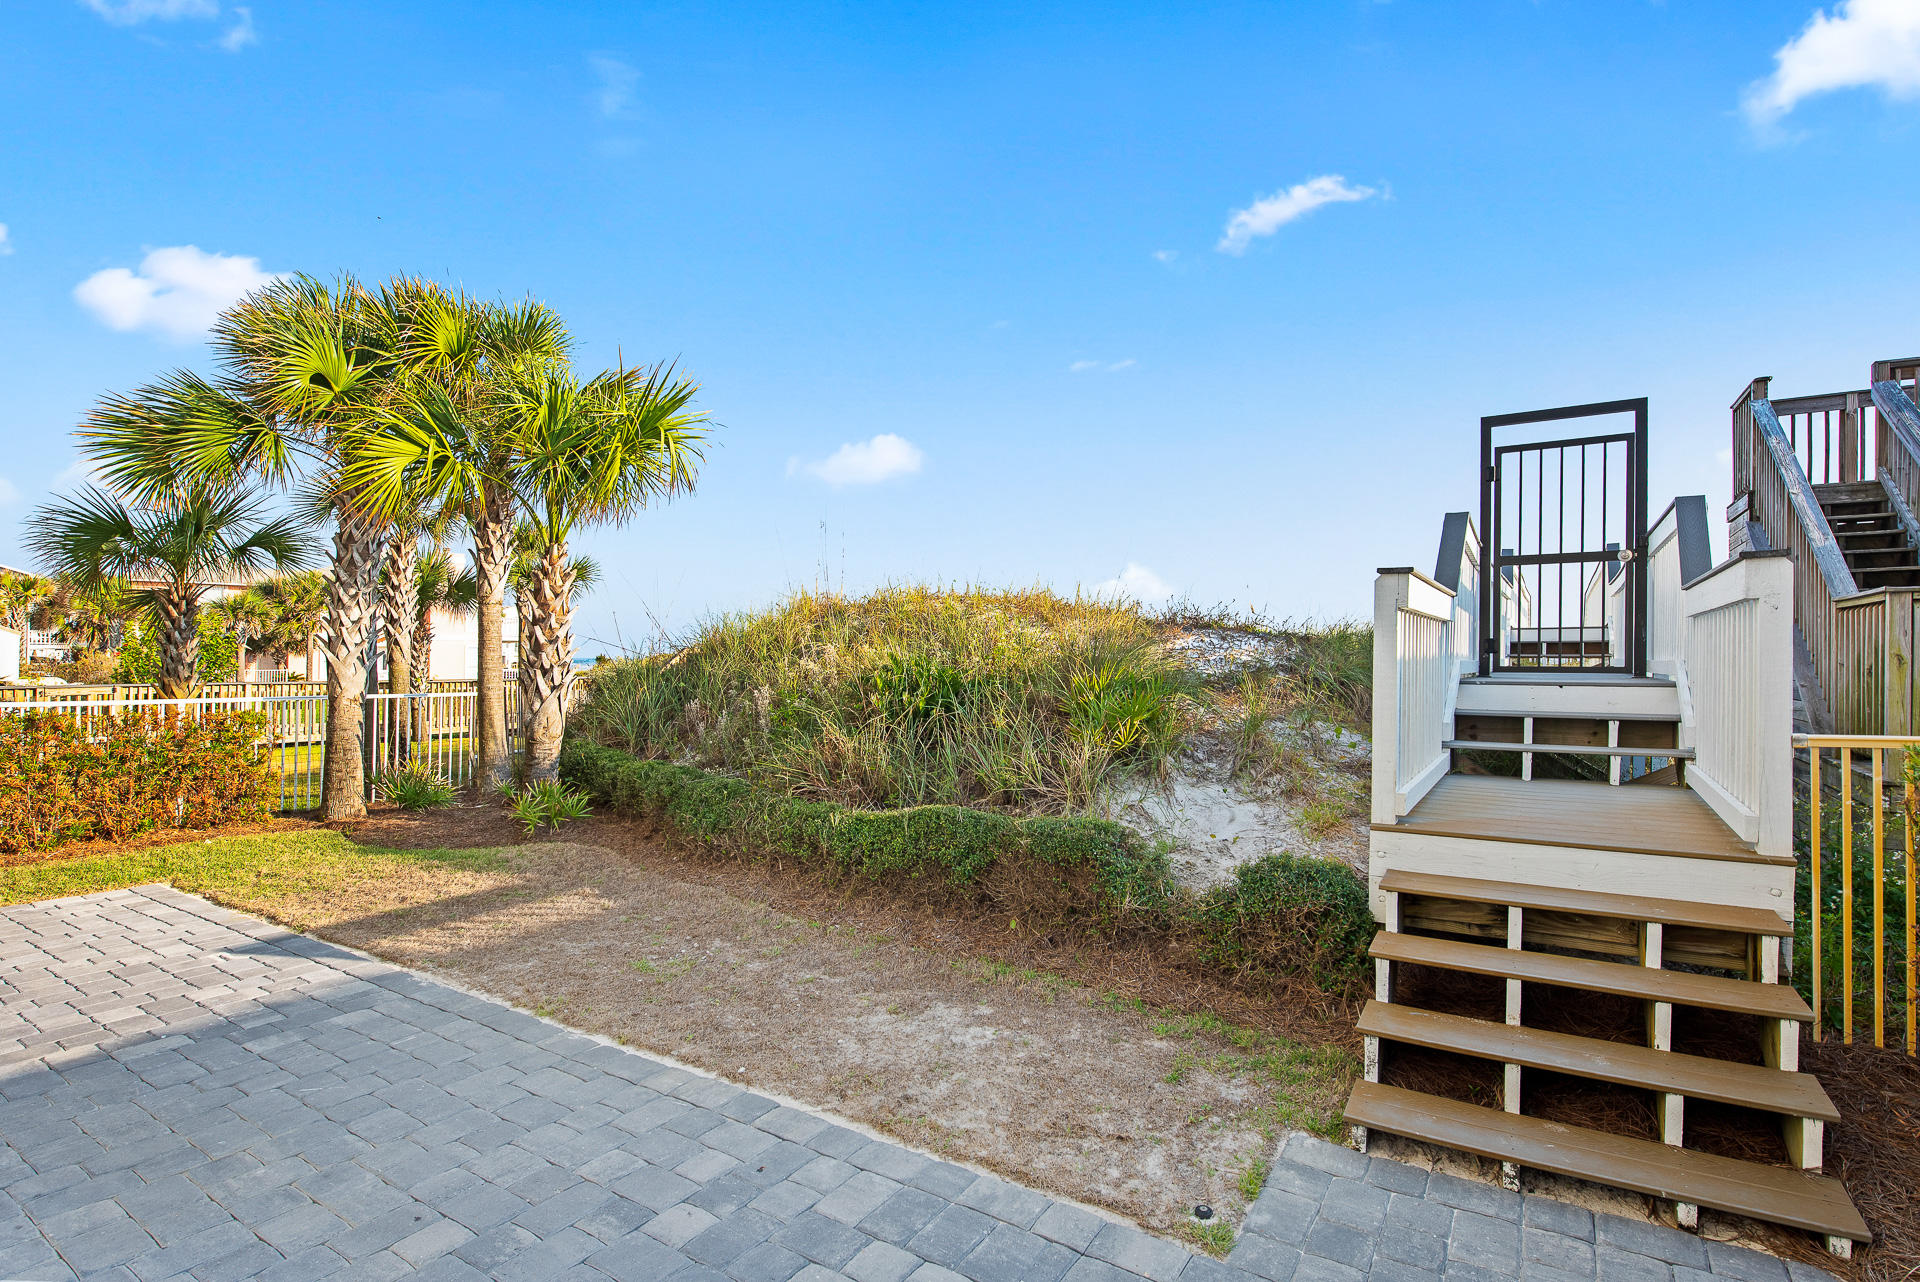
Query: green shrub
0,709,274,852
509,780,593,835
112,617,240,685
373,767,456,812
1190,852,1375,992
562,740,1374,994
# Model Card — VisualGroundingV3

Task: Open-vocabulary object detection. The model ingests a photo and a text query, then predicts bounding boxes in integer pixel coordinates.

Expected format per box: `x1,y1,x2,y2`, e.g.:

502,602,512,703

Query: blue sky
4,1,1920,651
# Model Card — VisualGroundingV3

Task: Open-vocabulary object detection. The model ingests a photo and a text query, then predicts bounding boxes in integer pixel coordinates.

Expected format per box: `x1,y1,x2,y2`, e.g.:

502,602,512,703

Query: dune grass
572,586,1373,818
573,586,1206,814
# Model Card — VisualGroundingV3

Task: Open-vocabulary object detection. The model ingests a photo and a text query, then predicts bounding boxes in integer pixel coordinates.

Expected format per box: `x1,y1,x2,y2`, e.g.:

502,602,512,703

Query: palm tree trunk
473,481,514,790
155,589,201,701
411,614,435,747
321,509,383,822
522,542,577,783
380,536,417,762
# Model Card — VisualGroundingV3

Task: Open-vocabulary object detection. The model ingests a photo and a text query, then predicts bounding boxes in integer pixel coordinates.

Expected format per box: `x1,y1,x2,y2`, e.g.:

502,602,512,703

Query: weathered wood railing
1740,386,1859,730
1797,734,1917,1054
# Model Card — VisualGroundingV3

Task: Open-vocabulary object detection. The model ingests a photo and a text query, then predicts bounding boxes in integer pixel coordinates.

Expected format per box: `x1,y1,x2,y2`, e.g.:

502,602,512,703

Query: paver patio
0,886,1835,1282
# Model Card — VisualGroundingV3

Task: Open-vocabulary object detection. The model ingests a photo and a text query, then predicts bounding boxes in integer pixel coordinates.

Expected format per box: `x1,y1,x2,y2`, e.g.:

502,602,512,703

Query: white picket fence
0,688,517,813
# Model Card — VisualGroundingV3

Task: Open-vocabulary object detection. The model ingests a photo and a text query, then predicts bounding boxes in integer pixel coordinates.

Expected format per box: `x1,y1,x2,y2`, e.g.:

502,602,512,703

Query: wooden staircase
1354,810,1870,1254
1815,479,1920,589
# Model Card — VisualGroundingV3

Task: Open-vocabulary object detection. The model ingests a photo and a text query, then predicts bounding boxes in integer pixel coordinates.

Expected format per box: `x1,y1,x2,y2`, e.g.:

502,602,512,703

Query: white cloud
1068,360,1100,373
0,224,11,256
1152,249,1178,263
0,476,19,507
81,0,218,24
1217,174,1378,255
219,5,256,50
1092,562,1174,602
56,457,108,490
791,433,924,486
1068,358,1135,373
590,54,640,118
1743,0,1920,125
74,245,284,341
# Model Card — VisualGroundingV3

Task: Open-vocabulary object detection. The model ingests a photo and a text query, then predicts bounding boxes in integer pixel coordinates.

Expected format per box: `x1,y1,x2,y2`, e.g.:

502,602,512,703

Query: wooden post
1841,395,1861,483
1890,589,1915,736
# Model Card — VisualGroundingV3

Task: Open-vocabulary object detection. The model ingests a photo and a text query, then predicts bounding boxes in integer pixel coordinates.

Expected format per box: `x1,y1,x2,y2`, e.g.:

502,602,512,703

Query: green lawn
0,830,507,909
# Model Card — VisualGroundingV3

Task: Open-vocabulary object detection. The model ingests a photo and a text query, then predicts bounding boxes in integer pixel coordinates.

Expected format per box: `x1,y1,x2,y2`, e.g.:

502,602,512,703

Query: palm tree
509,523,600,741
0,570,57,672
52,580,135,656
79,275,410,816
498,360,706,780
237,571,329,678
342,287,570,790
27,487,311,698
412,544,477,683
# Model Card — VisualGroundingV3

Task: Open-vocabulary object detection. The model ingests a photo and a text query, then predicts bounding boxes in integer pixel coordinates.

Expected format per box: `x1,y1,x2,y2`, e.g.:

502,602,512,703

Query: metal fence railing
0,684,514,814
1798,735,1918,1055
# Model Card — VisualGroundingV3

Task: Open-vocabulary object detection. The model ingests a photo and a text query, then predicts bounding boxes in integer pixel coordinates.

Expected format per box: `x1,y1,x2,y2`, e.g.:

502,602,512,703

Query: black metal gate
1479,398,1648,676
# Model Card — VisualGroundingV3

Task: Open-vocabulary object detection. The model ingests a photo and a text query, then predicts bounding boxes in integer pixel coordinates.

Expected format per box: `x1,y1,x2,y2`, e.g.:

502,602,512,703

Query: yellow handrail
1795,734,1918,1053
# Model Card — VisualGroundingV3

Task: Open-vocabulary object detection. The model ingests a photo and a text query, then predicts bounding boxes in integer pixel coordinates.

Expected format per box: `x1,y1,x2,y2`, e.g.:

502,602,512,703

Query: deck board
1374,775,1780,864
1346,1083,1869,1241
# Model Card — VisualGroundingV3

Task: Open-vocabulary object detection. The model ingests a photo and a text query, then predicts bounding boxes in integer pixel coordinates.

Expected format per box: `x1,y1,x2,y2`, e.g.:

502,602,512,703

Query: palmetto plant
509,521,600,740
26,487,311,698
239,571,329,677
496,361,706,781
0,570,57,672
50,580,136,656
412,544,477,681
78,276,399,816
349,282,571,791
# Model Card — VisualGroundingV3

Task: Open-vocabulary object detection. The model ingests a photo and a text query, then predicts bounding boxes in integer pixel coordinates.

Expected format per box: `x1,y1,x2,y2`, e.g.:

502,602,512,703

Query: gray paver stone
1283,1136,1370,1181
1087,1220,1193,1282
1231,1230,1303,1281
1032,1202,1105,1253
641,1200,719,1248
771,1210,874,1269
1595,1216,1708,1270
1703,1241,1791,1282
1525,1198,1596,1242
726,1240,810,1282
1319,1178,1391,1233
681,1206,780,1268
906,1203,996,1268
845,1238,925,1282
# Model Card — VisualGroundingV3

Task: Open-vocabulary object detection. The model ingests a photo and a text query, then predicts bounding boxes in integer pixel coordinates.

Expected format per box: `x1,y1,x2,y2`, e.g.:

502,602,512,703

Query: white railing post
1373,567,1458,824
1682,551,1794,855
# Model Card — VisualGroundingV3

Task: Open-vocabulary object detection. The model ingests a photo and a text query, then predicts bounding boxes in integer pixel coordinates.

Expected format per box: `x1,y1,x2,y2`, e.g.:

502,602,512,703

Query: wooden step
1345,1082,1869,1241
1375,776,1779,864
1443,740,1695,759
1359,1002,1837,1121
1379,870,1792,936
1369,933,1813,1020
1853,570,1920,590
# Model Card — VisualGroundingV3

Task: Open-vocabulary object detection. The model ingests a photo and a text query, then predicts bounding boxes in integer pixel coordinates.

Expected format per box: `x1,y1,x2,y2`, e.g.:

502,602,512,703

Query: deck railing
1373,516,1481,823
1740,388,1867,732
1675,551,1793,851
1797,735,1918,1055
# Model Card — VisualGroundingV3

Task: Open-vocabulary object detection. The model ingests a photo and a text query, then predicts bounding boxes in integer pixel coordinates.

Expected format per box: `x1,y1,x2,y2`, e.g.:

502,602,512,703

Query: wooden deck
1373,775,1785,865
